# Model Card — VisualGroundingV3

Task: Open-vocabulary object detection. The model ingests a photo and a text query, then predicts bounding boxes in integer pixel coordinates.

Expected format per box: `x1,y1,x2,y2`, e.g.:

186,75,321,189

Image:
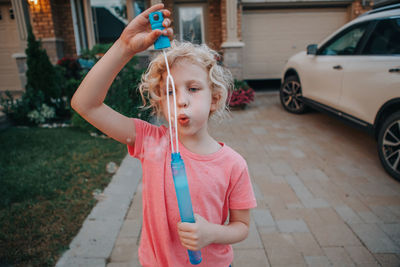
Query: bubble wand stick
149,11,202,265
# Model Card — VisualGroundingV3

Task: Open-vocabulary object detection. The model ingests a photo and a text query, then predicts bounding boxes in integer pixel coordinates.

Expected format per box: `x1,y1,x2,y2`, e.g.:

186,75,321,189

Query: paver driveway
108,91,400,267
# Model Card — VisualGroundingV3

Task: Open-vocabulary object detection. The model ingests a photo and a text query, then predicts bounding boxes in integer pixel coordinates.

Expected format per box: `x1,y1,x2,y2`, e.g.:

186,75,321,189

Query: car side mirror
307,44,318,55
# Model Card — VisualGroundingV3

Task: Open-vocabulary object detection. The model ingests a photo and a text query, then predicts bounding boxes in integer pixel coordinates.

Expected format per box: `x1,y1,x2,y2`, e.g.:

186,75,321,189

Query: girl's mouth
178,115,189,126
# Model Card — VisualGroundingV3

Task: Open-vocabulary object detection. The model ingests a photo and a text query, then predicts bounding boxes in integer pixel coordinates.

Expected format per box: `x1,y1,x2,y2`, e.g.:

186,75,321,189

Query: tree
25,26,61,103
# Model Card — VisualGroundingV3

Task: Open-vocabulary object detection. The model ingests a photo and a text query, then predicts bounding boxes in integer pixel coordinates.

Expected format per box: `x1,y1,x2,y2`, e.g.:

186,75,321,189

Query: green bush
0,27,65,125
71,44,150,131
1,37,149,127
106,57,150,120
56,57,83,103
25,27,61,102
80,43,113,60
234,79,250,91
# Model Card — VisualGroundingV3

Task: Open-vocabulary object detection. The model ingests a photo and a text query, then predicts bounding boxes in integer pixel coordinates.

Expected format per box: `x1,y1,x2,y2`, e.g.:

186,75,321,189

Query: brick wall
208,0,223,51
29,0,55,39
52,0,75,58
154,0,223,51
163,0,173,12
348,0,373,20
220,0,227,45
28,0,76,62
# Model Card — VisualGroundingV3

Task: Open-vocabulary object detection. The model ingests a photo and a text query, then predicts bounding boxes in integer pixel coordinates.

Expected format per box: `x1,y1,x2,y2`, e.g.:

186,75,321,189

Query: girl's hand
177,214,215,251
119,3,173,56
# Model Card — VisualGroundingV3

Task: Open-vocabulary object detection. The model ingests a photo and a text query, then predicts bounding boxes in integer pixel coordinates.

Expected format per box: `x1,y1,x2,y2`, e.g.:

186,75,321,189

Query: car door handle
333,65,343,70
389,68,400,73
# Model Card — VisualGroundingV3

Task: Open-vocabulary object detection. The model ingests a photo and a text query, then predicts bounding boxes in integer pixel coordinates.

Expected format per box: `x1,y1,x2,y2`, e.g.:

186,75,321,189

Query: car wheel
378,111,400,181
280,75,306,114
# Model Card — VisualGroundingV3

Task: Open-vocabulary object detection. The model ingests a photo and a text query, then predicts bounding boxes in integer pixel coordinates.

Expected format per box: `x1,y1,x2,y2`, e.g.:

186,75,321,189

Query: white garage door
243,8,348,79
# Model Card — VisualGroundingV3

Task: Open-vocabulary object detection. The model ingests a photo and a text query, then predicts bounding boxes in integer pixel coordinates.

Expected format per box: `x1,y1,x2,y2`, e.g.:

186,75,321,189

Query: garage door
0,2,22,92
242,8,348,79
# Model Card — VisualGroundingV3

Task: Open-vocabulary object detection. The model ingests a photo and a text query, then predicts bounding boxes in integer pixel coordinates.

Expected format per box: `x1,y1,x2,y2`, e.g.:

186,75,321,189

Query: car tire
280,75,307,114
378,111,400,181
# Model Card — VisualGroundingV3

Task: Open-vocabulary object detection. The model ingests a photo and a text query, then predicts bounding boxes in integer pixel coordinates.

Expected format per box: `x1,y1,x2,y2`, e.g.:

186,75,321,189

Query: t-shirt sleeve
228,159,257,210
127,118,165,160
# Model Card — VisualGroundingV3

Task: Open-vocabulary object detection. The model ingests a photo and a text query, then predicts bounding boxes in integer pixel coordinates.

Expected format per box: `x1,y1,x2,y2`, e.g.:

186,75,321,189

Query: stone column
83,0,95,49
221,0,244,80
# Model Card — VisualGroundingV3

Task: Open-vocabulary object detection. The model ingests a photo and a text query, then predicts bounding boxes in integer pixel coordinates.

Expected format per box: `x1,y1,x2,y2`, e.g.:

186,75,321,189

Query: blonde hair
139,41,233,119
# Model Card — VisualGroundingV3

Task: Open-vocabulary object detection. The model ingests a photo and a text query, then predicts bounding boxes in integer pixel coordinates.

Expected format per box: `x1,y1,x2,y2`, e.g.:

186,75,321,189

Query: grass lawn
0,126,127,266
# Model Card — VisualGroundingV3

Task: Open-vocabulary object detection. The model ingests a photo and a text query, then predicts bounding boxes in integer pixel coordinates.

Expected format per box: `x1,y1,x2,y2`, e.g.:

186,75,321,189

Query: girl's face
160,59,219,139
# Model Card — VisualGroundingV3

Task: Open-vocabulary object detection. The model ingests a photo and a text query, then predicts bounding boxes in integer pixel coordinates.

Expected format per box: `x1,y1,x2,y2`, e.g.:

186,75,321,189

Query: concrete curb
56,154,142,267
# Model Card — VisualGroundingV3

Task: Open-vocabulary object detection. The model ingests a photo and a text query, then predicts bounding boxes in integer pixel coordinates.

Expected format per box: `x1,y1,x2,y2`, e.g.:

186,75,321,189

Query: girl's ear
210,91,221,112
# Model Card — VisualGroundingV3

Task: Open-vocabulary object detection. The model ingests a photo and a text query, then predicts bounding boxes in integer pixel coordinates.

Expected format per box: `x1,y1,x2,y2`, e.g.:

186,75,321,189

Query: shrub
1,37,149,127
27,104,56,124
0,27,65,125
0,90,44,125
228,80,255,108
25,26,61,103
71,44,150,132
55,57,84,118
56,57,82,80
80,43,113,60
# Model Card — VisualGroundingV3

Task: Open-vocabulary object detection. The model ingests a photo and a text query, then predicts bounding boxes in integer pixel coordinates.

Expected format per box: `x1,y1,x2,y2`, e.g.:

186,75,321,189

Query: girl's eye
189,87,199,92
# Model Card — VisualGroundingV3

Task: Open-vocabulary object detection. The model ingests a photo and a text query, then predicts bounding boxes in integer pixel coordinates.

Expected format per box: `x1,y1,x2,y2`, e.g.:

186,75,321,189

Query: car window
319,23,368,56
362,18,400,55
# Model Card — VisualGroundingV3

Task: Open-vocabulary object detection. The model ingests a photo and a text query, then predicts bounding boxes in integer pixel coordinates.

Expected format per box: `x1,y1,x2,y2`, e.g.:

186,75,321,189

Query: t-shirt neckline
177,140,226,161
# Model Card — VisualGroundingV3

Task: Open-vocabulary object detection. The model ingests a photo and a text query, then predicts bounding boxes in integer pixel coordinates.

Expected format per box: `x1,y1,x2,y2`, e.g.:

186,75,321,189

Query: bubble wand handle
171,153,202,265
149,11,171,49
149,11,202,265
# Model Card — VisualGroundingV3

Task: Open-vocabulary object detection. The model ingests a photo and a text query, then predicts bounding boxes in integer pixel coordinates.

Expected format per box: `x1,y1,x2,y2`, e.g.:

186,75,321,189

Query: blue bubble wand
149,11,202,265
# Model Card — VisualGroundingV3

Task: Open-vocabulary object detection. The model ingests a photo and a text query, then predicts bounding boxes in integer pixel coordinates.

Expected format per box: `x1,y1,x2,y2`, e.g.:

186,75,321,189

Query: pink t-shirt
128,119,257,267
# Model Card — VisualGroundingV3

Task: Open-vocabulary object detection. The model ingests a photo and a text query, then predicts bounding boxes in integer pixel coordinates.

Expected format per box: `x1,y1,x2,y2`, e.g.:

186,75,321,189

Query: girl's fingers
142,3,164,18
178,222,196,232
145,29,163,44
162,18,171,27
178,230,197,240
163,28,174,39
162,9,171,18
181,240,198,250
179,236,197,246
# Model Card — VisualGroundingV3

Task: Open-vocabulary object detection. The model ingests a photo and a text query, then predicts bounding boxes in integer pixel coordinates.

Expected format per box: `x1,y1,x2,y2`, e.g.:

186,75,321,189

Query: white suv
280,4,400,180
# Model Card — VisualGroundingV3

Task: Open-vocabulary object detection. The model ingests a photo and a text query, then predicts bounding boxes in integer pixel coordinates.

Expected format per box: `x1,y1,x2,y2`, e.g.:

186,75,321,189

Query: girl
71,4,256,266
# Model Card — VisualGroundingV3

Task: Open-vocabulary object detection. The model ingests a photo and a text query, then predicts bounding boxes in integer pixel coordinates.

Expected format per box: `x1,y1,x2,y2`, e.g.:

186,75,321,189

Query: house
0,0,374,98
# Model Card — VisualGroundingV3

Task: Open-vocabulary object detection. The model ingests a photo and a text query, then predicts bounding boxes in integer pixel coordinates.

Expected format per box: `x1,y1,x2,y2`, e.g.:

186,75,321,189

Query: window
133,0,146,17
178,6,205,44
91,0,128,44
71,0,88,55
320,22,368,56
362,18,400,55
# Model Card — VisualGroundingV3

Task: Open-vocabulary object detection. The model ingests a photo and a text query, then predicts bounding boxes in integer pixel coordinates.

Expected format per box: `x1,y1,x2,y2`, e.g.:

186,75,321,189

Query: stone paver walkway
108,91,400,267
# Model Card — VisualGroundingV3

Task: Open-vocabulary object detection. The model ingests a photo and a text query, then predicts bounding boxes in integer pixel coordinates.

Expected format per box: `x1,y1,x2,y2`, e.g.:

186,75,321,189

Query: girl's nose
176,89,189,108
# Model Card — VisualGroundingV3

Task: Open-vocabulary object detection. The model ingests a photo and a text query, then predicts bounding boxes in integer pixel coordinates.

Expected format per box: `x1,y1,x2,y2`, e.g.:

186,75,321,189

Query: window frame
360,16,400,56
317,21,374,56
175,4,207,45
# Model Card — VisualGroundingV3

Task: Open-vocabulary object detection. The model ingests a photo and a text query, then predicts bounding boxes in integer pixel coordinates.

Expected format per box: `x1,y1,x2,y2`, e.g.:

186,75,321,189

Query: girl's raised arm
71,4,172,145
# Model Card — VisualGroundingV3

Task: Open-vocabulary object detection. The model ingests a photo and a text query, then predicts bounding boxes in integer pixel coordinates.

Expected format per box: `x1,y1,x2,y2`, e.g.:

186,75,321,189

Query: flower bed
228,80,255,109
